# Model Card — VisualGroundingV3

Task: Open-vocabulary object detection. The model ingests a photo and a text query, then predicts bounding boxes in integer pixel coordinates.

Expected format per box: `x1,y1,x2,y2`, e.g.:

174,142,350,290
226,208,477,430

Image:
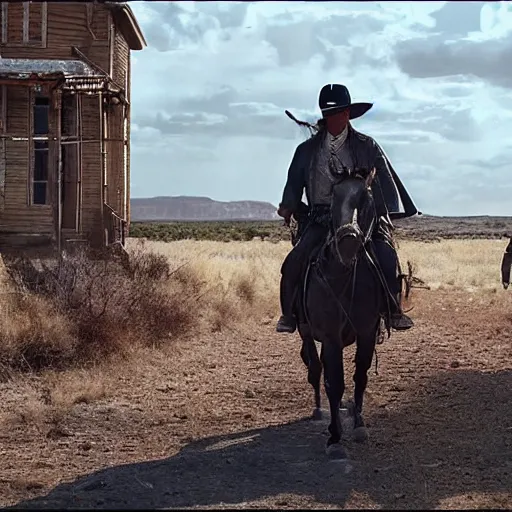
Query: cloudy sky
129,1,512,216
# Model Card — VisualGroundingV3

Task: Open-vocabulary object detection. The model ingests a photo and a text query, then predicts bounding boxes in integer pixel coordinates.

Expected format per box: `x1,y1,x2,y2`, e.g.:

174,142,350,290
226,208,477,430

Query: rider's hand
277,204,292,226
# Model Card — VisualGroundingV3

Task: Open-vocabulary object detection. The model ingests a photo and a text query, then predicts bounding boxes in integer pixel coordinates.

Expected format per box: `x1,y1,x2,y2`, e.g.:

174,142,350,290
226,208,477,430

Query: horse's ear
365,167,376,188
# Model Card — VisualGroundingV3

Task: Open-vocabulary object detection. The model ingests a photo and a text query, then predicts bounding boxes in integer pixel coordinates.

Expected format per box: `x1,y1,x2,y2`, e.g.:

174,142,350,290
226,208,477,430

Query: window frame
0,1,47,48
60,93,80,227
29,90,50,207
32,139,49,205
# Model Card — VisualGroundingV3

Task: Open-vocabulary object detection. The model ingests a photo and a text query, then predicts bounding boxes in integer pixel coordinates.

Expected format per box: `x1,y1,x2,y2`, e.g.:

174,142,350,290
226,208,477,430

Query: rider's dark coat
280,124,418,222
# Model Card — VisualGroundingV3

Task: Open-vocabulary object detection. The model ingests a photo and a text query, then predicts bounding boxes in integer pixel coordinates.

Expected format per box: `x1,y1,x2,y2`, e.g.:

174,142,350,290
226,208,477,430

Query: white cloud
128,0,512,216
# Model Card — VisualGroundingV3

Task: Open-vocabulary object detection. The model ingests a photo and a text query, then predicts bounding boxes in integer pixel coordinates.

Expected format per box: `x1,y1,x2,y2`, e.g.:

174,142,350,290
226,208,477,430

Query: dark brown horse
294,167,388,460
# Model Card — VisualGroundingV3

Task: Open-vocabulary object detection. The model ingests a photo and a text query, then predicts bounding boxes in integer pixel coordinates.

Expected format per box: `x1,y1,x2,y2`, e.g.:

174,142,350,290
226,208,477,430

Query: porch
0,58,128,255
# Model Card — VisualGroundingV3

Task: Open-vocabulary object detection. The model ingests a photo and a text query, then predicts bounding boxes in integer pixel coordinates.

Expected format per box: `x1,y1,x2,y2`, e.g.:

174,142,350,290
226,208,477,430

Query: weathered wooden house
0,1,146,254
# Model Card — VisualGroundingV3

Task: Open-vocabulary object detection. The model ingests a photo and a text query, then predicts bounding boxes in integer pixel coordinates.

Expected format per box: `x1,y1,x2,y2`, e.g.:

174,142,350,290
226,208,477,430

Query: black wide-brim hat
319,84,373,120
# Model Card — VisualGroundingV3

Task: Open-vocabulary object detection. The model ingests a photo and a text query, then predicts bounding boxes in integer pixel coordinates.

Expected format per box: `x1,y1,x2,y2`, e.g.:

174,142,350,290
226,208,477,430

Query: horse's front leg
298,323,323,420
352,331,376,443
322,341,347,460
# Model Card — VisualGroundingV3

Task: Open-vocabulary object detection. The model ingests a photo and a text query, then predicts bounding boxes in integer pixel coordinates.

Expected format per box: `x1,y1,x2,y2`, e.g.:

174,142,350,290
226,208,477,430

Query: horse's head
330,167,377,267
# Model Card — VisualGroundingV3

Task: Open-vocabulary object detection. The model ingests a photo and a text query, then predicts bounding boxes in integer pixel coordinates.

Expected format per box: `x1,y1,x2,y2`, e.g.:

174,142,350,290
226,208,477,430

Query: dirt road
1,289,511,509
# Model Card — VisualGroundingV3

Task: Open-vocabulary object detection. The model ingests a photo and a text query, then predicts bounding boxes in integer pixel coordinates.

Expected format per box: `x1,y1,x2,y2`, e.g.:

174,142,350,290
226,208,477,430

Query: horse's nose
339,232,360,266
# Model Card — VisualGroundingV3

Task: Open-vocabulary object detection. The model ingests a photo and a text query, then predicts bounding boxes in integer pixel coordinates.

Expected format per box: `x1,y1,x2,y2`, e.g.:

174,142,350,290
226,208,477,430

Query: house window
33,141,48,204
0,2,47,46
61,94,77,138
32,93,49,205
34,96,49,135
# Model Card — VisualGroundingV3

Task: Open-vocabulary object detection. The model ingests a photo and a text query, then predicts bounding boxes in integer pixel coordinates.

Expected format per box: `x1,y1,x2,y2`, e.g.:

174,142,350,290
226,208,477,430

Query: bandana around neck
326,125,348,151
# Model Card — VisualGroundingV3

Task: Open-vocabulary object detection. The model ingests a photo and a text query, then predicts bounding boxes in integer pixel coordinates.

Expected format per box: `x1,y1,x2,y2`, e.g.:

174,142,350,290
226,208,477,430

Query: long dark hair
285,109,325,139
284,111,328,178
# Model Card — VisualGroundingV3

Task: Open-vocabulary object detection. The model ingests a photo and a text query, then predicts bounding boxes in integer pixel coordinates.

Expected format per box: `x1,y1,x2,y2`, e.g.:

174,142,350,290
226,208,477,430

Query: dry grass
0,241,195,372
131,239,289,327
0,367,114,436
396,238,506,291
137,237,507,303
0,236,505,381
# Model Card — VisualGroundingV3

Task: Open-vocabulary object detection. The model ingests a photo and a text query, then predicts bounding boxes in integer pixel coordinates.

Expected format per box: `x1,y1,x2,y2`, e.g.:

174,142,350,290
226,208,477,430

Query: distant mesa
130,196,280,221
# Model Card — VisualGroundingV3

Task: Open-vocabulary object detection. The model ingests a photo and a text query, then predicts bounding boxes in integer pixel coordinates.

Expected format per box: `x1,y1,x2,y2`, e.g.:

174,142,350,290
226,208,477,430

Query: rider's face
325,108,350,136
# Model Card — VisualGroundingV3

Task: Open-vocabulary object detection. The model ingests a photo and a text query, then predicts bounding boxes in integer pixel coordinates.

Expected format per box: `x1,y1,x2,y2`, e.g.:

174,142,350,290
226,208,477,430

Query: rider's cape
372,138,420,220
280,123,420,221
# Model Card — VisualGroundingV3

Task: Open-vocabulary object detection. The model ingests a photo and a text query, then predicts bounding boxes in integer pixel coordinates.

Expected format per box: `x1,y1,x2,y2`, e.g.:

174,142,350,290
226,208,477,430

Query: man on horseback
276,83,417,334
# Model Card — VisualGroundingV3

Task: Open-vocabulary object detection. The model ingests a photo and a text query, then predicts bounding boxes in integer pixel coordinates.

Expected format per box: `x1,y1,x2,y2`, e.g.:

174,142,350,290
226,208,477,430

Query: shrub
0,242,195,372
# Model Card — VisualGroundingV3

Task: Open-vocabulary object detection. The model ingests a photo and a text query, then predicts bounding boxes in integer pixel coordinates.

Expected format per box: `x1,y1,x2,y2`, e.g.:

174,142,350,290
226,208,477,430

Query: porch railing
103,203,126,247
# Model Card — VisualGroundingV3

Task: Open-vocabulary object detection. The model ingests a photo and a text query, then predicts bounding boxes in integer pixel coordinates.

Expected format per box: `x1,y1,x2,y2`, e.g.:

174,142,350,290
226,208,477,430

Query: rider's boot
390,306,414,330
375,239,414,331
389,288,414,331
276,275,297,333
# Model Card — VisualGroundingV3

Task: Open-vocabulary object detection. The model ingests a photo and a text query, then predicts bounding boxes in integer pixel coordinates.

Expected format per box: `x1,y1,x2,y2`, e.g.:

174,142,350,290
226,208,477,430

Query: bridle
325,166,377,267
310,169,378,334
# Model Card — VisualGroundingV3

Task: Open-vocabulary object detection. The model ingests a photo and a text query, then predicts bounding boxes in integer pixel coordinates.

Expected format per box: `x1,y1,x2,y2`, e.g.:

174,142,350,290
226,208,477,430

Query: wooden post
126,52,131,238
122,102,127,232
99,92,105,246
103,96,109,245
56,89,62,255
99,93,109,247
77,93,83,234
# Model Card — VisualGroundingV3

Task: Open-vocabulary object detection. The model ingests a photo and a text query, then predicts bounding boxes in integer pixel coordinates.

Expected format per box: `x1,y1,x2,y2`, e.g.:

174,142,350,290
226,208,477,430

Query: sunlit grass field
133,237,507,299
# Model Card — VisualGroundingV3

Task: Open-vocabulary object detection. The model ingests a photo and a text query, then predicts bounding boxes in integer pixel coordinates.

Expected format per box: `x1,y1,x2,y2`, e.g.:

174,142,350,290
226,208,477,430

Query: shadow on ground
11,369,512,509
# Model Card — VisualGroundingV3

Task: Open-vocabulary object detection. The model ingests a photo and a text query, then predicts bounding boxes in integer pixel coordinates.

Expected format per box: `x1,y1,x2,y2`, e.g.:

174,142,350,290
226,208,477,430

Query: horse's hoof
312,408,323,421
353,426,369,443
326,443,348,461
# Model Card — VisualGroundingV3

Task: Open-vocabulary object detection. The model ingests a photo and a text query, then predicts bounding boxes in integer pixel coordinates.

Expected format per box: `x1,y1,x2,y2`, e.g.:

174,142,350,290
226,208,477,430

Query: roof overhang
0,59,122,94
106,2,147,51
0,58,100,77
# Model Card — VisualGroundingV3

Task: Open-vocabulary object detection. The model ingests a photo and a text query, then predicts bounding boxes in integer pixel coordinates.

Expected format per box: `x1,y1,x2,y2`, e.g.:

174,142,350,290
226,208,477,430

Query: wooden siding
90,4,109,41
112,26,129,88
28,2,44,43
0,85,54,234
0,86,5,208
0,138,55,233
125,51,131,227
79,94,102,243
3,86,28,214
105,102,124,218
0,3,112,74
6,85,28,136
6,2,23,43
0,138,5,209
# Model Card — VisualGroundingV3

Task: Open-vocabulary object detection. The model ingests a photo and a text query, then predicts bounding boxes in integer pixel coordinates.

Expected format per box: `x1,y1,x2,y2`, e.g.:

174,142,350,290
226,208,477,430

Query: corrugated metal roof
0,59,100,76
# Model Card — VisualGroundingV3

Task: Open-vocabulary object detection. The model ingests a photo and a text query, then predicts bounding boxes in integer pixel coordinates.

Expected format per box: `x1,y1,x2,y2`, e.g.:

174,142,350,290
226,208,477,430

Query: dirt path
1,290,511,509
